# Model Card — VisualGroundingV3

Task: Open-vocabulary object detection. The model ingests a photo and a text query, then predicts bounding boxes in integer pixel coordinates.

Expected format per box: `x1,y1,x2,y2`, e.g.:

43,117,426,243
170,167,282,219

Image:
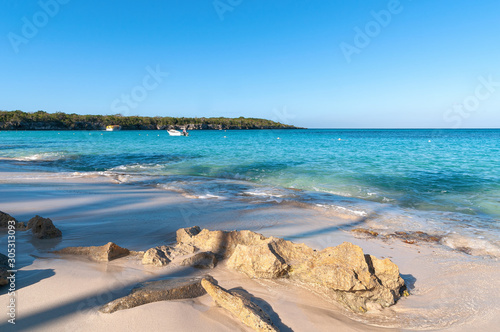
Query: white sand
1,171,499,331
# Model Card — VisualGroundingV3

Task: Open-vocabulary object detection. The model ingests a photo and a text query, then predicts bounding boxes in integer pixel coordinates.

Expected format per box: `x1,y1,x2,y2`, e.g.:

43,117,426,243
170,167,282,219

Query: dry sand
1,170,499,332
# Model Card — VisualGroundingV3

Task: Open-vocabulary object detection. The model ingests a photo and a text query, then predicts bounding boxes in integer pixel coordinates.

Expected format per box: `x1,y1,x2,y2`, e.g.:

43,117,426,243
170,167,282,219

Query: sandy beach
1,167,499,332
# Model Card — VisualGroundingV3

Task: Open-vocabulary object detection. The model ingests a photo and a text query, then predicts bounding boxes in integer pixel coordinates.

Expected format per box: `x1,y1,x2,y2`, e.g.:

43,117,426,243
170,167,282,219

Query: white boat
167,129,182,136
105,125,121,131
167,129,189,136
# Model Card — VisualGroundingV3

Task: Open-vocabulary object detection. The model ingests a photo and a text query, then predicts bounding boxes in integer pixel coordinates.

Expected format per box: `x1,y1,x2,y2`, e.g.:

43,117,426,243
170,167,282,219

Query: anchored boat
105,125,121,131
167,129,189,136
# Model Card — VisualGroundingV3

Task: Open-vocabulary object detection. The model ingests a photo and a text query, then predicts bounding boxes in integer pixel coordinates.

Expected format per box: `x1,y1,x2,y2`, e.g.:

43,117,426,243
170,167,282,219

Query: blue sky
1,0,499,128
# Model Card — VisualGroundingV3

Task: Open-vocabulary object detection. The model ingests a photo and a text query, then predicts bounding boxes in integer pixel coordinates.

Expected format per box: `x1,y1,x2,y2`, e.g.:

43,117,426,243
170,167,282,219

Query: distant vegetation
0,110,299,130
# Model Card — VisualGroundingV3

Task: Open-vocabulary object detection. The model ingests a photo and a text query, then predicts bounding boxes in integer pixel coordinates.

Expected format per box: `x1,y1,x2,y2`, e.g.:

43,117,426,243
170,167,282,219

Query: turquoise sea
1,129,499,256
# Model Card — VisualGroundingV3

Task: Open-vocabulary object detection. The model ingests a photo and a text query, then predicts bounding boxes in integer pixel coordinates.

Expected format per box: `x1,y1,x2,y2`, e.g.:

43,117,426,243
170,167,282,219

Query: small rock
27,215,62,239
54,242,129,261
351,228,379,237
100,275,215,313
201,278,279,332
142,246,174,267
180,252,217,269
0,211,26,230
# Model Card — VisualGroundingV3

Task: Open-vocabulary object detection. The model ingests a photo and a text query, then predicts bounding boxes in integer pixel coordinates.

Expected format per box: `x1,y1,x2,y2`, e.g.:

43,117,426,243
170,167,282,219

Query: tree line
0,110,299,130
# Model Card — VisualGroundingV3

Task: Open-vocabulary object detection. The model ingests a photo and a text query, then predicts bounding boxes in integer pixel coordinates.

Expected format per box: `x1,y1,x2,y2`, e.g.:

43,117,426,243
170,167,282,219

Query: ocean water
1,129,499,256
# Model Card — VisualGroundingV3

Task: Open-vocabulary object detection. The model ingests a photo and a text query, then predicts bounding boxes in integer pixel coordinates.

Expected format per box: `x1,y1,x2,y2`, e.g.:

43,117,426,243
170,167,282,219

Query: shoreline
1,170,500,331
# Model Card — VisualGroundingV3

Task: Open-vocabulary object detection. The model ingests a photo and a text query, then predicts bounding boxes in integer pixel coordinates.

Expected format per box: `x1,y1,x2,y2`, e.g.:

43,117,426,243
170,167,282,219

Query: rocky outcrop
54,242,129,261
0,211,26,230
178,226,405,312
142,246,174,267
175,227,268,259
180,252,217,269
27,215,62,239
100,275,215,313
141,243,196,266
227,243,288,278
0,253,9,287
201,278,279,332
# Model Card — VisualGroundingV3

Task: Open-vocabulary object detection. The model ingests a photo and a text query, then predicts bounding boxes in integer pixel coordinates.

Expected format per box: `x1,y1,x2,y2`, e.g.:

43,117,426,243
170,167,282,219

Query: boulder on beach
180,251,217,269
54,242,129,261
100,275,215,313
201,278,279,332
142,246,174,266
177,226,406,312
0,211,26,230
27,215,62,239
176,226,268,259
227,243,288,278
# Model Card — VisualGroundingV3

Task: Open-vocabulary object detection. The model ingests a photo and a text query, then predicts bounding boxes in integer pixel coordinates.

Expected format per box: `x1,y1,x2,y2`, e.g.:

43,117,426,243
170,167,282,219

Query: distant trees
0,110,299,130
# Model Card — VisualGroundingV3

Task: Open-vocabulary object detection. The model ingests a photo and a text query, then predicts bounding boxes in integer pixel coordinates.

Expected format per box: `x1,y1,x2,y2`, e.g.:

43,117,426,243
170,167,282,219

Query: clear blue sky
1,0,499,128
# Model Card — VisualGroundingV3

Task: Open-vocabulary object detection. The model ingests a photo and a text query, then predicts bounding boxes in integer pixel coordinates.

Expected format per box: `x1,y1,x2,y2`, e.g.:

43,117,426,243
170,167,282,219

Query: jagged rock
227,244,288,278
0,253,8,287
27,215,62,239
176,227,267,258
179,226,405,312
142,246,174,267
54,242,129,261
180,252,217,269
141,243,197,267
100,275,215,313
0,211,26,230
201,278,279,332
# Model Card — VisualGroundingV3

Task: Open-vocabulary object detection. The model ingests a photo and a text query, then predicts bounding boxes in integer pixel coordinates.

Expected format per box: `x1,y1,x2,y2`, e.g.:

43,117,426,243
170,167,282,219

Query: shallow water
1,128,499,256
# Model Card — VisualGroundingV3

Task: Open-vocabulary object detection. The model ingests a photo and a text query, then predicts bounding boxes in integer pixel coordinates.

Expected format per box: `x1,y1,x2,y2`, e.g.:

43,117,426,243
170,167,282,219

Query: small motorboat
105,125,121,131
167,129,189,136
167,129,182,136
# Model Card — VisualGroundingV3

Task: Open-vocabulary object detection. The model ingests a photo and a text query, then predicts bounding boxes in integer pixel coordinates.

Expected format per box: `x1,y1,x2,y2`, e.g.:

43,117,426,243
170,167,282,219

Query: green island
0,110,299,130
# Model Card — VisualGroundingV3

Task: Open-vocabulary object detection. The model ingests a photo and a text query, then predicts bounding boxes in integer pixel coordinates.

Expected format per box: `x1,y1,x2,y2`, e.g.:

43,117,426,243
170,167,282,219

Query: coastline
1,169,499,331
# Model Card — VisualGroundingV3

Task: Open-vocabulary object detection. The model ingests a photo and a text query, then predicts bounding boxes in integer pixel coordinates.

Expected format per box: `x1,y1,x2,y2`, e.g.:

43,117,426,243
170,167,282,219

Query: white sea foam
15,152,67,161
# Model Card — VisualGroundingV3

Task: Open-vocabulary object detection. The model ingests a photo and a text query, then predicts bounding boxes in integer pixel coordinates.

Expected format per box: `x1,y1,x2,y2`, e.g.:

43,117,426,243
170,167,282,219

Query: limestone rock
54,242,129,261
27,215,62,239
180,252,217,269
0,253,8,287
366,254,405,290
176,225,201,244
179,227,406,312
302,242,379,292
0,211,26,230
100,275,215,313
142,246,174,267
227,243,288,278
176,227,267,258
201,278,279,332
